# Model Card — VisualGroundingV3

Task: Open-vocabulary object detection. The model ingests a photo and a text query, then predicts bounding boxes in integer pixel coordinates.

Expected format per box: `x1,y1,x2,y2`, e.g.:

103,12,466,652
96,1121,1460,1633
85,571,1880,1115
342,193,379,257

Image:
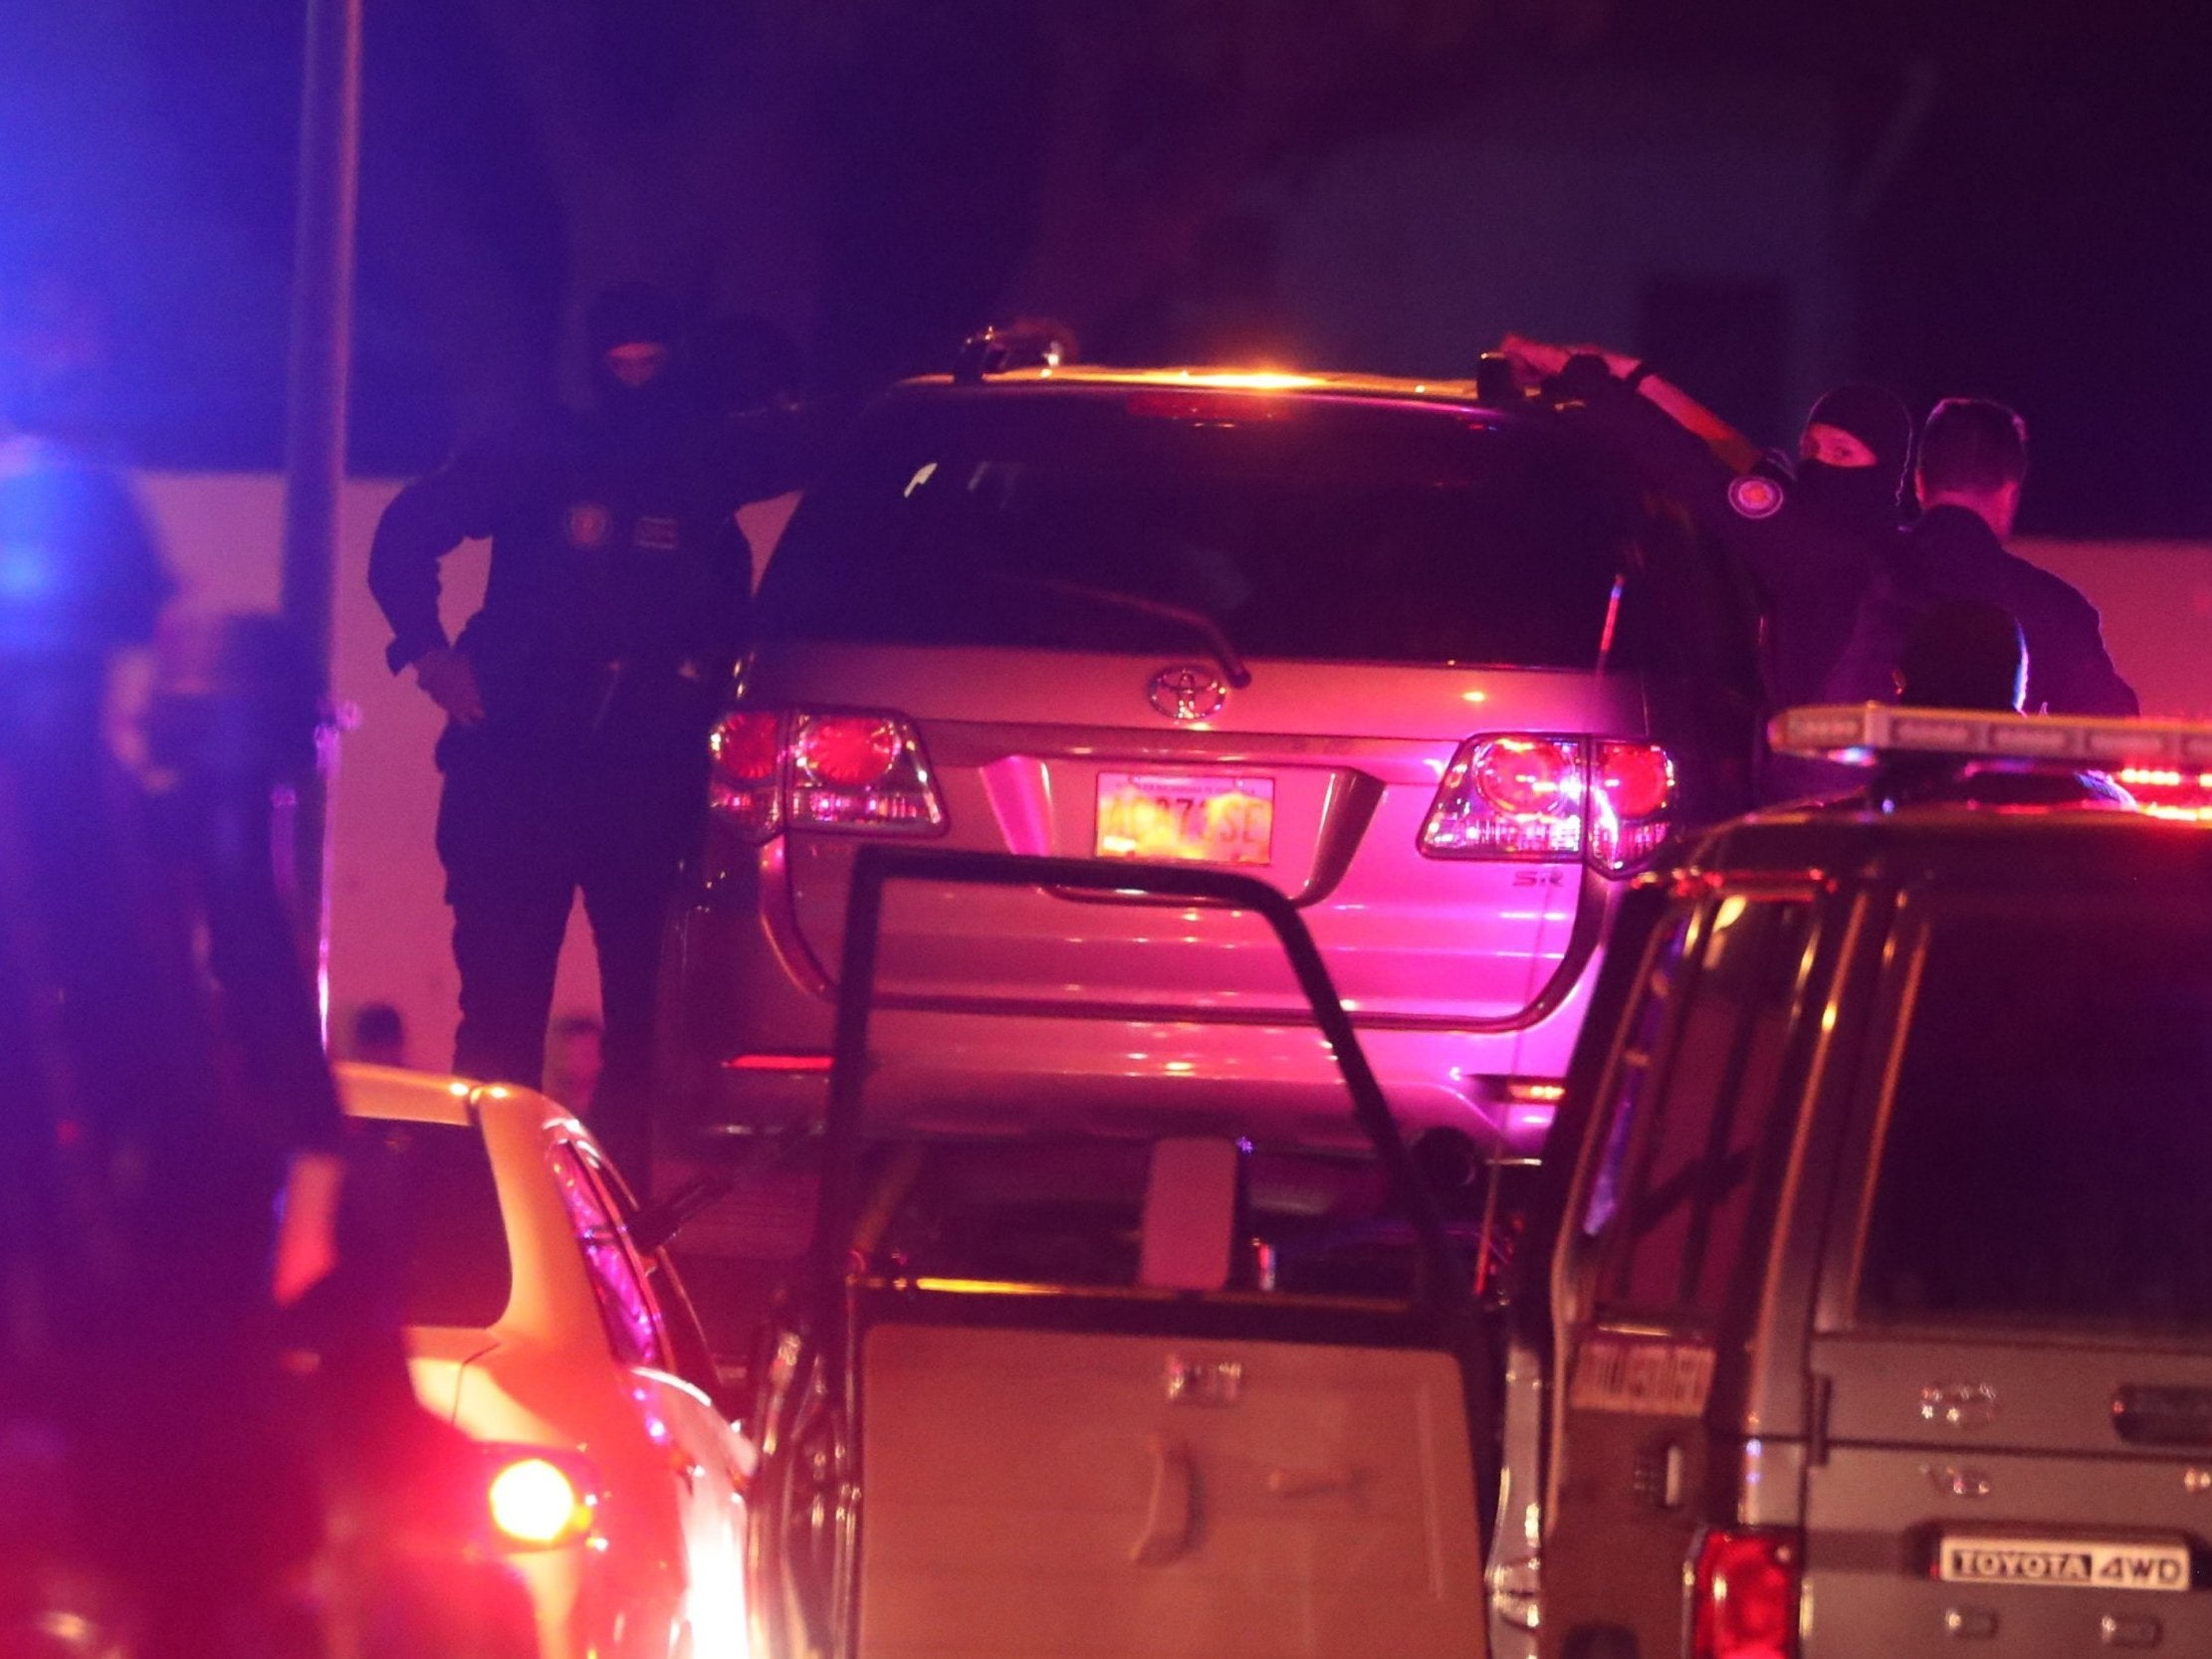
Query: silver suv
665,358,1762,1159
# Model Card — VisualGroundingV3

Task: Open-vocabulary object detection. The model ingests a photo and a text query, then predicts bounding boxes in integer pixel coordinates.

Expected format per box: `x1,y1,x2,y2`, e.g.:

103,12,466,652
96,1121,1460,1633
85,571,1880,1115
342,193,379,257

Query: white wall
136,473,599,1073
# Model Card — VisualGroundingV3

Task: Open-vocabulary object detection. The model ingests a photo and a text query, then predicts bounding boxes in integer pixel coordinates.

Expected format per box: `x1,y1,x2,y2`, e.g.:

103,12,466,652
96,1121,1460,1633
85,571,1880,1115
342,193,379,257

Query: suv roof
914,361,1503,404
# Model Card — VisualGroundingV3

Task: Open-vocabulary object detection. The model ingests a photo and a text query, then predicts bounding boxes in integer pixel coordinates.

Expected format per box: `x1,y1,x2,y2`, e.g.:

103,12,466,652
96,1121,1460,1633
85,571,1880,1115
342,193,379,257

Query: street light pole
278,0,362,1023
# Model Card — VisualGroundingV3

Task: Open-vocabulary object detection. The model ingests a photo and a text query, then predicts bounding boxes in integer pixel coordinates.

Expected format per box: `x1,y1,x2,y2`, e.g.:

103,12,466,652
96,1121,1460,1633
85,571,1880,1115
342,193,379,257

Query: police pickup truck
1489,704,2212,1659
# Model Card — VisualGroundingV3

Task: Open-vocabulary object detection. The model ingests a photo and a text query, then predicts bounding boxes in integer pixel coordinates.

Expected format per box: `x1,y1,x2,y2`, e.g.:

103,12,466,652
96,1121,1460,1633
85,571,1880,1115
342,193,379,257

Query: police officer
369,284,786,1186
1497,338,1911,796
1828,398,2137,717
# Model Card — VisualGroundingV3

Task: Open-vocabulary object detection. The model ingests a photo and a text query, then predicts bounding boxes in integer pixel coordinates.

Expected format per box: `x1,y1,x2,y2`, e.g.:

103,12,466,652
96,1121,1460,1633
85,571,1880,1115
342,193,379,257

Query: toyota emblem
1148,665,1227,723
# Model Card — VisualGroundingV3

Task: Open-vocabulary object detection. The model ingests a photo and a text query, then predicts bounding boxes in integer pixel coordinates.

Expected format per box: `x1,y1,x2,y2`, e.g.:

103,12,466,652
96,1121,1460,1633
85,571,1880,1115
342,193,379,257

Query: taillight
1420,733,1674,871
481,1447,599,1551
1423,735,1586,858
709,707,947,840
710,711,783,841
1590,739,1675,872
797,715,901,788
1691,1527,1802,1659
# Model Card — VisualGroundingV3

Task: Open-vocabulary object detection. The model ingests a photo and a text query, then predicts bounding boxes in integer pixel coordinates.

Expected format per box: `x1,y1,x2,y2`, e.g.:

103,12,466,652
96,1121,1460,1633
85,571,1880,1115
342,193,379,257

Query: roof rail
952,320,1077,384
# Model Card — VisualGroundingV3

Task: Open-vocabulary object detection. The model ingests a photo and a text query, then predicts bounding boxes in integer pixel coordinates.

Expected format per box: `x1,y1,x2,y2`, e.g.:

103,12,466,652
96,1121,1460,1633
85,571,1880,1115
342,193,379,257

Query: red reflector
1472,736,1579,818
1692,1528,1801,1659
721,1054,835,1072
1596,740,1674,820
710,711,781,782
797,716,901,788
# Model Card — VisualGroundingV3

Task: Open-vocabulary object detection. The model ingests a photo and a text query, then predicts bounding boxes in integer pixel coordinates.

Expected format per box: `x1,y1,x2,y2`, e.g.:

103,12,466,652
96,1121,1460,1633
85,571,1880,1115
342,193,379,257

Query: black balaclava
1795,383,1912,533
584,283,685,425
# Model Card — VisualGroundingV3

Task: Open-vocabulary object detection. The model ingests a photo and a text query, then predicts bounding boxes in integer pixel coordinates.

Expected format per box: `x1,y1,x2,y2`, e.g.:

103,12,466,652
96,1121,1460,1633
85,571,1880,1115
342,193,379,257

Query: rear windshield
855,1137,1429,1302
1859,912,2212,1336
351,1117,514,1329
759,390,1648,669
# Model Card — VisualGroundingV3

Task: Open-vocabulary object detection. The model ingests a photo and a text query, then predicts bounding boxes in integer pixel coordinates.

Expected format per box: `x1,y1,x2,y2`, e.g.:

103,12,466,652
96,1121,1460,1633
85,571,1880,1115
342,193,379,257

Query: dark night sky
3,0,2210,534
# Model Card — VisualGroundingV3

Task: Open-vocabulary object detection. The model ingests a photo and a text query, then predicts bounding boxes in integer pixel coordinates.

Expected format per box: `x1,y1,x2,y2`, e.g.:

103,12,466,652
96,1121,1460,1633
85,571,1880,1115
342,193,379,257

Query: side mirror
630,1171,737,1255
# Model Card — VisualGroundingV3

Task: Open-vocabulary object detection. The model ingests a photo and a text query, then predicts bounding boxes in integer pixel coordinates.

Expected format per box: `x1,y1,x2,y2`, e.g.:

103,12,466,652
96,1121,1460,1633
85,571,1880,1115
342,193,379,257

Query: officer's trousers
436,743,700,1190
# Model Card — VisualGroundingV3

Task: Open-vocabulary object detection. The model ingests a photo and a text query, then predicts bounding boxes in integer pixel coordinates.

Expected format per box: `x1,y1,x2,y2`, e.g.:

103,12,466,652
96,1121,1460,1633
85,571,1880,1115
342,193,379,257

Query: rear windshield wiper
983,572,1252,688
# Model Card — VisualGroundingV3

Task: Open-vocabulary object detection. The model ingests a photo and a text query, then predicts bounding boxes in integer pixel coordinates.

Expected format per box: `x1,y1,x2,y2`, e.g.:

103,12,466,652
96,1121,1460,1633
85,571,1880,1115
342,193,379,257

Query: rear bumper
670,940,1599,1158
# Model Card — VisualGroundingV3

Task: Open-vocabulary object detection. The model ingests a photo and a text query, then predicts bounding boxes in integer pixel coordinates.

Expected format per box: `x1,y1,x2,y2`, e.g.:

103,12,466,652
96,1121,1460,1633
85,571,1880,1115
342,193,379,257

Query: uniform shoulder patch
1728,474,1785,520
566,501,612,547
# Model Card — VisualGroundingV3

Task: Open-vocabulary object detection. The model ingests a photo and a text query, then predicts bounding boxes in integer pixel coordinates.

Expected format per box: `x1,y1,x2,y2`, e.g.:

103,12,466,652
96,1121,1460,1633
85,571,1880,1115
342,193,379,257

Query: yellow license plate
1095,772,1274,865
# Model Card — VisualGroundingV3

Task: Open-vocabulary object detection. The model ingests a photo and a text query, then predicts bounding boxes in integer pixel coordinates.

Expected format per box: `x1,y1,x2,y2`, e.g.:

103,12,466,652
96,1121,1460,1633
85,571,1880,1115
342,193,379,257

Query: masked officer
370,283,787,1186
1497,338,1912,798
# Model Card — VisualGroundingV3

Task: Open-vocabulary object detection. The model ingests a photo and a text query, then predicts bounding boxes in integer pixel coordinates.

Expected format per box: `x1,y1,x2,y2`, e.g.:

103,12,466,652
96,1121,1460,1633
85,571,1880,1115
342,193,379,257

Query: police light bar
1770,704,2212,770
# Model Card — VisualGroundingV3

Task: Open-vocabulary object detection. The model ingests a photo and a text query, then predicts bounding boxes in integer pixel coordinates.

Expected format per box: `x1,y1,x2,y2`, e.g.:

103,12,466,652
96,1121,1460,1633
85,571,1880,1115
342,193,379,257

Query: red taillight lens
1421,733,1676,870
710,707,948,839
1596,740,1673,820
711,710,781,781
1473,736,1582,818
1691,1528,1801,1659
709,711,784,842
796,715,901,788
1591,739,1676,872
480,1447,599,1551
789,710,945,833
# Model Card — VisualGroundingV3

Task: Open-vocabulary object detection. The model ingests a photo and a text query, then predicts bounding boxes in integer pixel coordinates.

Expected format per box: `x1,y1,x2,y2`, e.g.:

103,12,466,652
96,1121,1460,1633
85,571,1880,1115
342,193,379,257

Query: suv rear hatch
744,383,1712,1026
1808,892,2212,1655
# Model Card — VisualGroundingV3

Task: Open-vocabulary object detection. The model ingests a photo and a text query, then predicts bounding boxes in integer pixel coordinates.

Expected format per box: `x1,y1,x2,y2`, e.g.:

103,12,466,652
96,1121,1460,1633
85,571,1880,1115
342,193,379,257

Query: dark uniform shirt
1553,367,1880,801
1827,505,2138,718
369,402,806,767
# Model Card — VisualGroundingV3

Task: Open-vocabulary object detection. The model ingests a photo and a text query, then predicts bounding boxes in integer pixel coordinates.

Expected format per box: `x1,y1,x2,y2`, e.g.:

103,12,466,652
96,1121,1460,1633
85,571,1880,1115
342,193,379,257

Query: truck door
1541,887,1819,1658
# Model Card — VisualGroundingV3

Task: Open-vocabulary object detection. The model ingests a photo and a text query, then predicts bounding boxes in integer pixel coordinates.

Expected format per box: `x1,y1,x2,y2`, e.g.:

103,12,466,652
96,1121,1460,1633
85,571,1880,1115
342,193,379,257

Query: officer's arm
1499,335,1762,473
1555,357,1796,611
366,442,520,674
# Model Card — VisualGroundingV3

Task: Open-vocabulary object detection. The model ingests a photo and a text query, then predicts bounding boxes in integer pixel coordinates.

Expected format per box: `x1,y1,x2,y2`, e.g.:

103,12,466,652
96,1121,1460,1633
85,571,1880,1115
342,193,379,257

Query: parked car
664,348,1763,1172
743,845,1499,1659
340,1063,754,1659
1490,703,2212,1659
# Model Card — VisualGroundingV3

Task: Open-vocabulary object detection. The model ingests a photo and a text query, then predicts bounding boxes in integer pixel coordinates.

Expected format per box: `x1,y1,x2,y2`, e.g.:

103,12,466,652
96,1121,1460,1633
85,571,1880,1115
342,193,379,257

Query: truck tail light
709,708,947,841
1420,734,1674,872
1691,1527,1801,1659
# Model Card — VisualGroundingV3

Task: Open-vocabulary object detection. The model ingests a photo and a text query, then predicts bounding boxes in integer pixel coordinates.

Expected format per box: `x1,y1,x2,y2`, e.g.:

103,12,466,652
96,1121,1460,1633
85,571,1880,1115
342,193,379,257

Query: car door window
1592,895,1814,1324
549,1138,666,1369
